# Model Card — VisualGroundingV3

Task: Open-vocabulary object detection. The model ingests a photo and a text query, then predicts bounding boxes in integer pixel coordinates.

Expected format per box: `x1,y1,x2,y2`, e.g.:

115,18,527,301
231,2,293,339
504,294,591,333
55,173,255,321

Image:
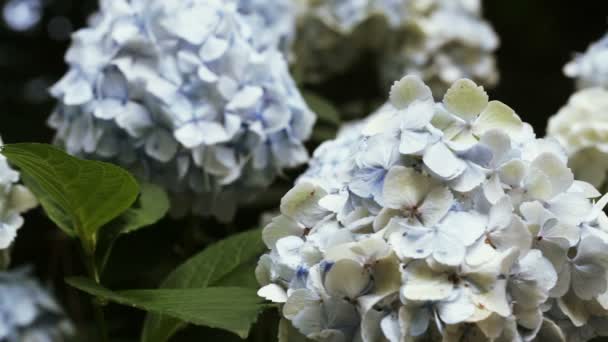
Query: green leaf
1,143,139,246
97,183,170,273
112,182,170,235
141,229,265,342
66,277,265,339
303,92,341,126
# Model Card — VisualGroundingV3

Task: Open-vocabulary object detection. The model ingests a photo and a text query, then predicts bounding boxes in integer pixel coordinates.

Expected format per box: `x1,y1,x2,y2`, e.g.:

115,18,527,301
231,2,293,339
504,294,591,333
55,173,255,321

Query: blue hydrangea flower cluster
0,136,37,251
49,0,315,221
0,268,73,342
258,75,608,342
237,0,297,55
294,0,499,96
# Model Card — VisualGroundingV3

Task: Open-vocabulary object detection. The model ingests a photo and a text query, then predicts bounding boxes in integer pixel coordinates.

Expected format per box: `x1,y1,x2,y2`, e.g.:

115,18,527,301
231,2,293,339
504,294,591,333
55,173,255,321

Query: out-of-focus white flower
258,75,608,342
564,34,608,90
49,0,315,222
547,87,608,188
294,0,499,97
0,268,74,342
2,0,42,32
0,137,37,250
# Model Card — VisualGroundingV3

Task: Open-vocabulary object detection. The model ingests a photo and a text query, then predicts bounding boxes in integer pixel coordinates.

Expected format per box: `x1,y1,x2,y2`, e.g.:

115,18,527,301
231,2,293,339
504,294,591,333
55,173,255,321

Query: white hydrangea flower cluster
547,88,608,189
294,0,498,96
0,137,37,251
49,0,315,221
257,75,608,342
564,33,608,90
0,268,73,342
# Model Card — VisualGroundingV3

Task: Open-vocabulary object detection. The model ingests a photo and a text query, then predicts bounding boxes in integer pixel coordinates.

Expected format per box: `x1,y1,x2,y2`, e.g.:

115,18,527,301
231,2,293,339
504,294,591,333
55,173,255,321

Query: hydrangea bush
49,0,315,221
0,137,37,251
0,268,73,342
257,75,608,341
294,0,499,96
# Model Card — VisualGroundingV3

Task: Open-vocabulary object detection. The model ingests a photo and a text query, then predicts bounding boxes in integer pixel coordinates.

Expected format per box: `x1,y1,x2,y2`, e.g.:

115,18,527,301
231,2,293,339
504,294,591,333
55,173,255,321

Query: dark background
1,0,607,340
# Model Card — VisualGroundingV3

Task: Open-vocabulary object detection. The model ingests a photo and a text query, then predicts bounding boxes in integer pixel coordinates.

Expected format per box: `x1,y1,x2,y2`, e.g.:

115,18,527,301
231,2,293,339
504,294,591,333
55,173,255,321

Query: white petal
587,193,608,222
399,130,430,155
479,130,511,166
276,236,304,268
557,289,589,327
280,182,329,228
440,211,486,246
549,193,592,226
8,185,38,214
380,314,402,342
401,101,435,130
433,232,466,266
200,35,229,62
383,166,431,209
443,79,488,121
402,261,453,301
569,180,601,199
145,129,178,162
490,216,532,254
472,101,522,138
472,278,511,317
437,289,476,324
498,159,526,187
449,162,487,192
419,186,453,227
362,108,400,136
571,263,606,300
64,77,93,105
389,75,432,109
487,196,513,230
395,225,435,260
197,64,218,83
258,284,288,303
482,174,505,204
175,121,229,148
531,153,574,197
115,102,152,138
324,259,371,299
524,168,553,201
262,215,302,249
228,86,264,110
423,143,467,180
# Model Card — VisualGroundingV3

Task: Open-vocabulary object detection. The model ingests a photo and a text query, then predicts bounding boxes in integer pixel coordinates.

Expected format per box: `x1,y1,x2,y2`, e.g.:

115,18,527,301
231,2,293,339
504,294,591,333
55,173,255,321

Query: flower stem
81,239,109,342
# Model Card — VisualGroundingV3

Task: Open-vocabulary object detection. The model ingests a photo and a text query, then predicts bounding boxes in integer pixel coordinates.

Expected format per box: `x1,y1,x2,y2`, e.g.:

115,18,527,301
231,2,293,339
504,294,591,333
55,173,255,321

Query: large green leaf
97,183,170,272
66,277,265,339
1,144,139,245
141,229,265,342
109,182,170,236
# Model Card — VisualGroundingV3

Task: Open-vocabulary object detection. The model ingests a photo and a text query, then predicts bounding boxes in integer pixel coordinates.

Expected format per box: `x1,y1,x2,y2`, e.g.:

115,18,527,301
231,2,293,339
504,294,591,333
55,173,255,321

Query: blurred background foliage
1,0,608,340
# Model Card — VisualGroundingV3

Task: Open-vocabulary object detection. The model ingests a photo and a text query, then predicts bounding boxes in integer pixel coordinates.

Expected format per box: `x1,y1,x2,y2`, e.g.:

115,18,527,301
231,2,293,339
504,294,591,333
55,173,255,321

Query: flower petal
423,143,467,180
383,166,432,209
402,261,453,301
389,75,432,109
472,101,522,138
443,79,488,121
